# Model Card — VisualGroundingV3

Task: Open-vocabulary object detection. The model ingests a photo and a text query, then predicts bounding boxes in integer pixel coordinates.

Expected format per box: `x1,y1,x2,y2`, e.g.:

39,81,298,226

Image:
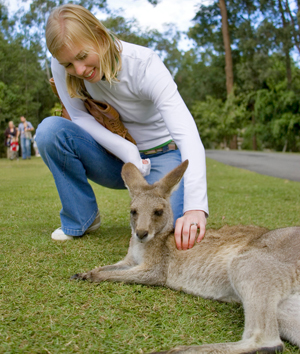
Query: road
205,150,300,182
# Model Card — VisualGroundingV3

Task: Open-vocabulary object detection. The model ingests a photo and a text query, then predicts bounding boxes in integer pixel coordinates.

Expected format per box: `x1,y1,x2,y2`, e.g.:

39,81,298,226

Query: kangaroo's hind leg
278,294,300,347
148,252,287,354
228,251,290,353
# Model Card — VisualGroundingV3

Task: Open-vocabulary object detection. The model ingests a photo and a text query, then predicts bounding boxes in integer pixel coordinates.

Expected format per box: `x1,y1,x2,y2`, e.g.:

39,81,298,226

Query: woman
4,121,18,159
36,4,208,249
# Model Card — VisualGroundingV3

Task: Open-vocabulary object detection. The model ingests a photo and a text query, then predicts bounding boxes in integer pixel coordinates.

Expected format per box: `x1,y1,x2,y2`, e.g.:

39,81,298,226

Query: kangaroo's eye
154,209,163,217
130,209,137,216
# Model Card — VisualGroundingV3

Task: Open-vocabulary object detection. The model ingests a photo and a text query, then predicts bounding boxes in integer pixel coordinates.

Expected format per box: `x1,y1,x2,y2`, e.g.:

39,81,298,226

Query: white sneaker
51,211,101,240
51,228,74,241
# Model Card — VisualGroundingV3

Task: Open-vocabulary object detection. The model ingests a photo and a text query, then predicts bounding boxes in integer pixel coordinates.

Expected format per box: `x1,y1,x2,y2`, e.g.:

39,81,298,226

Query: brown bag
49,78,136,145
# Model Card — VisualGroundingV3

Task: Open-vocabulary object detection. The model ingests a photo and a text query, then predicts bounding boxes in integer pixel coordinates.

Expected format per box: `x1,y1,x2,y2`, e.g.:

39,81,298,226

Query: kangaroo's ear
121,162,149,197
156,160,189,197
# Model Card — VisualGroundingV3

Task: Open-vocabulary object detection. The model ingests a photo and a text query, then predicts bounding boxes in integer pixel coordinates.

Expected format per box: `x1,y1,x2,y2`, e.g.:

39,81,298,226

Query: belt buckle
167,142,177,151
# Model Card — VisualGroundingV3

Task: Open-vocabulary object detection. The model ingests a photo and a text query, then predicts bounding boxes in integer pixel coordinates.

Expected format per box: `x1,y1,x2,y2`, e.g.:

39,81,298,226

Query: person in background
18,116,34,160
9,136,19,160
36,4,209,246
33,134,41,157
4,121,18,159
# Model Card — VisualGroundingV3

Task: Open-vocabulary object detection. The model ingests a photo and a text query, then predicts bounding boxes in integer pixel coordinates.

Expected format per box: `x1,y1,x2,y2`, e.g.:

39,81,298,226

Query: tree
219,0,234,94
186,0,300,151
0,2,58,156
175,49,227,109
103,17,183,77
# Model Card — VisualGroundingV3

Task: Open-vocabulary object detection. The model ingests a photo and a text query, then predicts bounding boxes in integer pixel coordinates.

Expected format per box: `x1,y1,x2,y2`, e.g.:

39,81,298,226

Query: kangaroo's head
121,160,189,243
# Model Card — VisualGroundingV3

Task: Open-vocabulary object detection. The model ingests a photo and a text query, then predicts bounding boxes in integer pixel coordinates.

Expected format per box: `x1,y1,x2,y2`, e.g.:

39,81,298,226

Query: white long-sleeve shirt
51,40,208,215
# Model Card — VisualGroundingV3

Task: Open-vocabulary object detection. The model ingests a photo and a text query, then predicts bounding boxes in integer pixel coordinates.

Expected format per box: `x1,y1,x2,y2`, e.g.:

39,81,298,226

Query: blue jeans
36,116,183,236
20,136,31,159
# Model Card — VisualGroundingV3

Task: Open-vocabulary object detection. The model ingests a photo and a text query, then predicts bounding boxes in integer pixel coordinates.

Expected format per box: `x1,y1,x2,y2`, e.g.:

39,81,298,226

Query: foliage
0,1,182,157
1,0,300,153
183,0,300,151
191,92,247,149
0,158,299,353
0,28,56,156
175,50,227,108
15,0,108,46
192,81,300,152
103,17,183,77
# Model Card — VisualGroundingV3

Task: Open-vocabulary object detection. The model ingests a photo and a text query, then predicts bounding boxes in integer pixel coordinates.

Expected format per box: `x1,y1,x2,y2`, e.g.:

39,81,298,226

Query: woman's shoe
51,211,101,240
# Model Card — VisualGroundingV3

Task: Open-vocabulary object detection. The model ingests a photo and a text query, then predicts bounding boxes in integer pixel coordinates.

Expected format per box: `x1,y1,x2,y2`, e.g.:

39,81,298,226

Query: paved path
206,150,300,182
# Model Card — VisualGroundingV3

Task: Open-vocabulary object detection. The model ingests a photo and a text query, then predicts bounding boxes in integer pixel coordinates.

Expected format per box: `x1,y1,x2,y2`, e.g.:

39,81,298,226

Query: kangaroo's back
249,226,300,263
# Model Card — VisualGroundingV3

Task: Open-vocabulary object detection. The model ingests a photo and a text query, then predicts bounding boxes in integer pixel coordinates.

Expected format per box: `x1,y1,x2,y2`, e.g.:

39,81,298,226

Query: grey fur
73,160,300,354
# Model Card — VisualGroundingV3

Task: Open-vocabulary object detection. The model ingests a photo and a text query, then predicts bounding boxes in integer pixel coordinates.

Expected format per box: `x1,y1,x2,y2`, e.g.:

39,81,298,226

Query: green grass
0,157,299,354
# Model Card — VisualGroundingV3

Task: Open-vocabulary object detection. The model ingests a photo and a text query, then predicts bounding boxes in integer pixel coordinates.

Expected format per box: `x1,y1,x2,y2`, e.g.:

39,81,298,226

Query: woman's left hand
174,210,207,250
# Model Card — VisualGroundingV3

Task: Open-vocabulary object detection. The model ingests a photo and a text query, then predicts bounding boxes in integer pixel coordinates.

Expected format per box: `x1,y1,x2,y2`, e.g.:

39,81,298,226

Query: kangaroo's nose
136,230,148,240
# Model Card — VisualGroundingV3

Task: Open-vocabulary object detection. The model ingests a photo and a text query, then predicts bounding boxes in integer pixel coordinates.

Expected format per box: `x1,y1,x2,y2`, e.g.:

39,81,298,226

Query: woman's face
56,42,103,83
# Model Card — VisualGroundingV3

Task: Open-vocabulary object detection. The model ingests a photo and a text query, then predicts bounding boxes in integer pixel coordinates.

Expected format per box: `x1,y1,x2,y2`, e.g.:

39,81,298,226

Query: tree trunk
278,0,292,88
282,139,288,152
219,0,237,149
285,0,300,55
45,53,51,81
252,114,257,151
297,0,300,27
229,135,238,149
219,0,234,95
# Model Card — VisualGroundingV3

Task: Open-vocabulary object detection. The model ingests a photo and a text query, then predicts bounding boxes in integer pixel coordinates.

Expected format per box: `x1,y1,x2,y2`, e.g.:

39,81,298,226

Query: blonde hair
46,4,122,99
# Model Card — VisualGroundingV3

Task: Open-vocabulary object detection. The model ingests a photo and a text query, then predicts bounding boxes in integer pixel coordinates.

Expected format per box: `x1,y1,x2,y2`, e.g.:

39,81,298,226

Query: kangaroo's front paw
70,273,89,281
71,268,104,282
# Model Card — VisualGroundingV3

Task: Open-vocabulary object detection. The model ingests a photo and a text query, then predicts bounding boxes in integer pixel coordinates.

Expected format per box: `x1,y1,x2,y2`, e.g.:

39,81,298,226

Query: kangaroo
72,160,300,354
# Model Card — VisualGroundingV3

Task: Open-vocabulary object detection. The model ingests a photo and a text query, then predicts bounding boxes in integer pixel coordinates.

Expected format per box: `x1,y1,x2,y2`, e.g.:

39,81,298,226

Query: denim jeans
20,136,31,159
36,116,183,236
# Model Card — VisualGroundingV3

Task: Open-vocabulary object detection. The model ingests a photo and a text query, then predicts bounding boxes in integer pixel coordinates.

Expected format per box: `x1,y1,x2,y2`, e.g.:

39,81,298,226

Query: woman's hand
174,210,207,250
140,158,151,177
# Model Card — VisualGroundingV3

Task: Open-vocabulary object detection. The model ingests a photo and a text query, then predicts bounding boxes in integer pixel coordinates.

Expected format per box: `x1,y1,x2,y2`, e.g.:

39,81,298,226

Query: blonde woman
36,4,208,248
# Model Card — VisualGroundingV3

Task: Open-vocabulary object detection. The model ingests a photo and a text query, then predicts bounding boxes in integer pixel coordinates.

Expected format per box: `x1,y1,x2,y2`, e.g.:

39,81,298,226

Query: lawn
0,157,299,354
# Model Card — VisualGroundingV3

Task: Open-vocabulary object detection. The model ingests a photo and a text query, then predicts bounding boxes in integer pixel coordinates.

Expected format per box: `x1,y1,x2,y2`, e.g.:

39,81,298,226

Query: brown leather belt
141,141,178,155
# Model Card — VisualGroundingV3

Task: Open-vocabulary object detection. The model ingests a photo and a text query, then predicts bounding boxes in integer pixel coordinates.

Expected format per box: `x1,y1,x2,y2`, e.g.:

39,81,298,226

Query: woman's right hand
140,158,151,176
